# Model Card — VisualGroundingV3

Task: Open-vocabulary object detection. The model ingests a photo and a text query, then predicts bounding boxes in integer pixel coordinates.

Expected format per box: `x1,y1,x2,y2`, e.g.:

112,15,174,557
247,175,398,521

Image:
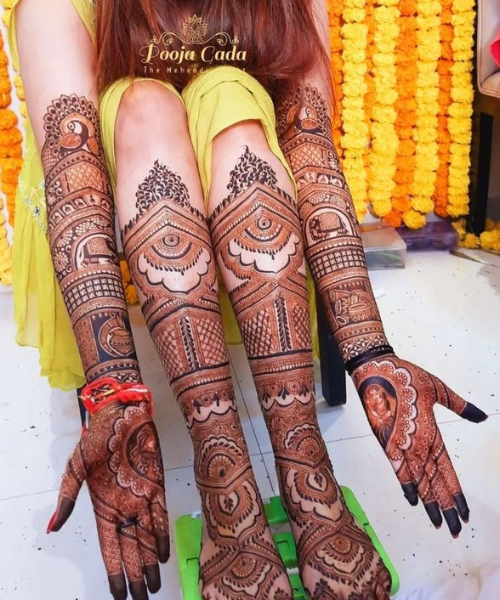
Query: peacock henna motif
41,94,140,383
209,147,391,599
122,160,293,600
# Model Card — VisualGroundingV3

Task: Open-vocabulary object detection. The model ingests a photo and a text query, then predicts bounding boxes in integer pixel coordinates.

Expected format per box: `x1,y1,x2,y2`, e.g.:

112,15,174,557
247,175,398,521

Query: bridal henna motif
42,94,140,383
122,160,293,600
49,400,169,600
276,83,487,536
209,147,391,599
352,356,487,537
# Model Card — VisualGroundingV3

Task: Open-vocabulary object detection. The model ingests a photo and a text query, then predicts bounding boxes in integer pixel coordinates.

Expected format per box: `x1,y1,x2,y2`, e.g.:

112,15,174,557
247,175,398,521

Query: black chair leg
77,385,86,427
470,112,493,235
316,295,347,407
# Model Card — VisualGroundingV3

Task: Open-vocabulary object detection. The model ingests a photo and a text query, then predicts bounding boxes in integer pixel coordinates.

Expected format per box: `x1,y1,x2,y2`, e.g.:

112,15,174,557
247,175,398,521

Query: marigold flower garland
0,23,22,286
368,0,399,219
453,219,500,253
447,0,474,218
327,0,476,228
340,0,369,221
328,0,344,160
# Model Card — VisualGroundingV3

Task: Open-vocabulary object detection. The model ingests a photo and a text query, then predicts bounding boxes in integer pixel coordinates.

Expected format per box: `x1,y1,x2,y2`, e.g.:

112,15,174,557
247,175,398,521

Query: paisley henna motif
42,94,140,383
209,147,391,599
123,160,292,600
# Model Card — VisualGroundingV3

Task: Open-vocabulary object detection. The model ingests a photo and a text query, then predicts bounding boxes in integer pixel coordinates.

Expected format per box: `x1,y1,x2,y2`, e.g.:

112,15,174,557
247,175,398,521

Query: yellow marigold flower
120,259,132,284
125,284,139,305
462,233,480,248
485,218,496,232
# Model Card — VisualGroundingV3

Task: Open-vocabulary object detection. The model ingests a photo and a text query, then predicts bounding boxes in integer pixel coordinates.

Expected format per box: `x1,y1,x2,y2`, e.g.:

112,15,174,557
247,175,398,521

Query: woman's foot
270,400,392,600
193,413,293,600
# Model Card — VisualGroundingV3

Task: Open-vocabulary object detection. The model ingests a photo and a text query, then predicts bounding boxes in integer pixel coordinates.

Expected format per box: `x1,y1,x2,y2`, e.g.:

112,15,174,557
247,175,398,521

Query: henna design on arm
275,85,389,364
122,160,293,600
209,146,391,599
276,84,487,536
42,94,140,382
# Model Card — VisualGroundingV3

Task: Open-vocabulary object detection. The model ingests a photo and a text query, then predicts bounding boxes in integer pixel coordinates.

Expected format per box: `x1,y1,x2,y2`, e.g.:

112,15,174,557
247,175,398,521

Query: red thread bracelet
80,377,154,416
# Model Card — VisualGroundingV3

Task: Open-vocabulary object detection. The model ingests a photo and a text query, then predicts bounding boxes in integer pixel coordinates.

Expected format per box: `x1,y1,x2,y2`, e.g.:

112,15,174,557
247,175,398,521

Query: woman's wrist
345,344,396,376
81,377,154,416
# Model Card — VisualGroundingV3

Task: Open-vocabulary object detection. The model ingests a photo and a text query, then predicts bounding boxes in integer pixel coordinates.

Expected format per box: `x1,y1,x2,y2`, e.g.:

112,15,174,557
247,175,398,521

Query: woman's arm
275,0,487,537
15,2,168,598
17,0,140,384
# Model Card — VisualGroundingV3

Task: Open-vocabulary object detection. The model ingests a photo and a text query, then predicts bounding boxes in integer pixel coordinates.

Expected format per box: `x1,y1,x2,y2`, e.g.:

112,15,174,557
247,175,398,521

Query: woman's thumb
47,443,86,533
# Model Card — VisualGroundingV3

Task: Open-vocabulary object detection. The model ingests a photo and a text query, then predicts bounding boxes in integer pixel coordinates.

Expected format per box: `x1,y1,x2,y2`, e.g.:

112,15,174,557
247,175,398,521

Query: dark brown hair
95,0,333,104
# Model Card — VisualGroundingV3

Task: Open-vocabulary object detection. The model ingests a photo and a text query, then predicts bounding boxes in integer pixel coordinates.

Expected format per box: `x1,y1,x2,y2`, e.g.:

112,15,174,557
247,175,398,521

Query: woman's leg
113,81,293,600
208,120,391,600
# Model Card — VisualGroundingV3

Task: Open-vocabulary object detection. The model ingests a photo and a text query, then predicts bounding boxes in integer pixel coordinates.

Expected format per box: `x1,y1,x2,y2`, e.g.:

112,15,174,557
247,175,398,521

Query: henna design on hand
276,83,488,538
122,160,293,599
352,356,488,537
49,401,169,600
275,84,389,364
42,94,140,383
209,147,391,599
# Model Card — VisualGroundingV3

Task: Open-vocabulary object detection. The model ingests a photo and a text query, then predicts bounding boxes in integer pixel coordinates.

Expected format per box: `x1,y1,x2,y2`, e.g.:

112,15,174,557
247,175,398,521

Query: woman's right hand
47,401,169,600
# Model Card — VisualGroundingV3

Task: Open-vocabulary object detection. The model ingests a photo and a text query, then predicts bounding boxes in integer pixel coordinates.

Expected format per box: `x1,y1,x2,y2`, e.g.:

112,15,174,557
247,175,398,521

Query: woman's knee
114,80,186,147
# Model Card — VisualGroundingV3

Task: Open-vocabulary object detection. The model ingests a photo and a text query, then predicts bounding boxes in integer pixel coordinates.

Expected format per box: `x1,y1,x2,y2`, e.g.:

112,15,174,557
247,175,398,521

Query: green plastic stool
175,486,400,599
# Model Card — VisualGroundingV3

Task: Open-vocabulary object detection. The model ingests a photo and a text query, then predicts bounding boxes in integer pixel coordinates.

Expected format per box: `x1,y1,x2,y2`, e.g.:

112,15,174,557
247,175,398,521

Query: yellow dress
7,0,319,392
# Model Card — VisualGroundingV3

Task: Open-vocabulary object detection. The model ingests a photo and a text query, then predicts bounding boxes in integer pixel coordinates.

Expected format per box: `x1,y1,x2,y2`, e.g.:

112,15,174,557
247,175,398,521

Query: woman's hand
47,401,169,600
352,355,487,537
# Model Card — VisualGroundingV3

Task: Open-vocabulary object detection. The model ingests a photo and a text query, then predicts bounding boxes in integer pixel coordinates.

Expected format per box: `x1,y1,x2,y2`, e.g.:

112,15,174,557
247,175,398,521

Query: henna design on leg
42,94,140,382
122,160,292,600
209,146,391,599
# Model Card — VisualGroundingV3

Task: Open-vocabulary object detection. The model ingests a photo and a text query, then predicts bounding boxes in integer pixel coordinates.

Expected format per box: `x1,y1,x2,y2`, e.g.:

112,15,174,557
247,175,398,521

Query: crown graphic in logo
182,14,208,44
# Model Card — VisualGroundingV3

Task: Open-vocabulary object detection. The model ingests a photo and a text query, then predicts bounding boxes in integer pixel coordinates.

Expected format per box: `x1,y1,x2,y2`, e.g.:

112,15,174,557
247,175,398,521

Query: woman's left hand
352,355,488,537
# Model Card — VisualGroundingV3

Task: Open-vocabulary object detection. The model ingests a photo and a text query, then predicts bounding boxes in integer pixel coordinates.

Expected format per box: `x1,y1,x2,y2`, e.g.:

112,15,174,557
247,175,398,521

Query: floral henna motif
50,401,169,599
352,356,487,537
209,148,390,599
122,160,292,599
42,94,140,382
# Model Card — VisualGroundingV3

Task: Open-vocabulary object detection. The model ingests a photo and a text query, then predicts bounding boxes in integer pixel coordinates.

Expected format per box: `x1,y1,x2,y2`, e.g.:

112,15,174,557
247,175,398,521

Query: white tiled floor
0,250,499,600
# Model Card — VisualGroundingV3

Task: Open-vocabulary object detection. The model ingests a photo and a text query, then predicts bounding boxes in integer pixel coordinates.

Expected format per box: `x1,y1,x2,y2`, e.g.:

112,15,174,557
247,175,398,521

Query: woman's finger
431,430,470,522
150,497,170,564
137,510,161,594
424,460,461,537
394,459,419,506
433,377,488,423
93,497,127,600
47,442,86,533
118,520,149,600
405,454,443,529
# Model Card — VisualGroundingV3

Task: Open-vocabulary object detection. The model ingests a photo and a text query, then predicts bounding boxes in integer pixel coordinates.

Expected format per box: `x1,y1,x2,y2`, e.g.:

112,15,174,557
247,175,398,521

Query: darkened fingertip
50,498,76,533
401,483,419,506
461,403,488,424
156,535,170,564
144,564,161,594
424,501,443,528
453,493,470,522
129,579,149,600
443,507,462,537
108,574,127,600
